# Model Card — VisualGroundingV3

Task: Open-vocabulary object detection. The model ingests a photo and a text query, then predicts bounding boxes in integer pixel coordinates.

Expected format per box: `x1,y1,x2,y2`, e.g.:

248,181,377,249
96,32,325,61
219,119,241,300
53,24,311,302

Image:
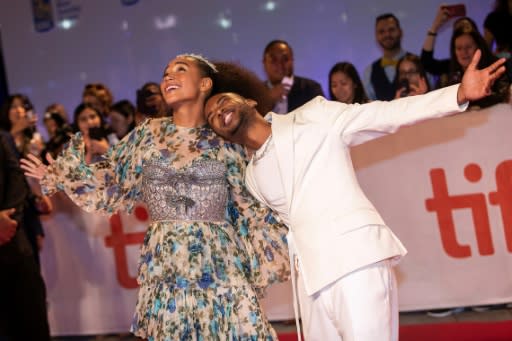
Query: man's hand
0,208,18,245
457,50,507,104
89,138,109,155
269,84,290,104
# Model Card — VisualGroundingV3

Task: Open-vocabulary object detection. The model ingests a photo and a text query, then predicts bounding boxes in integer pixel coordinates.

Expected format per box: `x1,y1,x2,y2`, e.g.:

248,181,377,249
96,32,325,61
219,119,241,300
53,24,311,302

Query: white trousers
296,259,398,341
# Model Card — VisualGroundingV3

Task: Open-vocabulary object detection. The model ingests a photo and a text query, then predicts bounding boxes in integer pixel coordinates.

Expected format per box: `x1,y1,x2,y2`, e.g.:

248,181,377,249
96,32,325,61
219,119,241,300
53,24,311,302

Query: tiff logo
104,205,148,289
425,160,512,258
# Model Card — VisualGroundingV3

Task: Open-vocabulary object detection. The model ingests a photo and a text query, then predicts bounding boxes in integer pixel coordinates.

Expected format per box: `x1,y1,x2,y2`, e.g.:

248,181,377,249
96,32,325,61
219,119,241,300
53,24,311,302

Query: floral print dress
42,117,290,341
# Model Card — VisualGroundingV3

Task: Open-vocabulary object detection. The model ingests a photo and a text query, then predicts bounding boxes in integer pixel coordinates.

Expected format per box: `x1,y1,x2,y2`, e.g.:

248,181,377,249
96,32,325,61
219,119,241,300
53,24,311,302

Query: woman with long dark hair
328,62,369,104
447,25,510,108
21,55,289,340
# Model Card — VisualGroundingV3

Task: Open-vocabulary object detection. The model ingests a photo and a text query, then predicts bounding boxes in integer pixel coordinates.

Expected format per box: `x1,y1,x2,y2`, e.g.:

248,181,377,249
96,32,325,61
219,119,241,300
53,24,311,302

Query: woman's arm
421,5,452,75
21,123,149,216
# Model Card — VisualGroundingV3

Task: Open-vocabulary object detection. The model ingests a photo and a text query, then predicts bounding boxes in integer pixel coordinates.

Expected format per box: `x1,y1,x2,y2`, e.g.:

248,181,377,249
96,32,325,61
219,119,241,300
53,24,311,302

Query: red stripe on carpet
277,332,301,341
278,320,512,341
399,321,512,341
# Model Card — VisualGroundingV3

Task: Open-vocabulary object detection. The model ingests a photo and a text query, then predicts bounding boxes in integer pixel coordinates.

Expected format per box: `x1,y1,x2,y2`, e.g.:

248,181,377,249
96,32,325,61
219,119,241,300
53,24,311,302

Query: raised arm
324,50,507,146
21,123,149,215
421,5,451,75
423,5,451,53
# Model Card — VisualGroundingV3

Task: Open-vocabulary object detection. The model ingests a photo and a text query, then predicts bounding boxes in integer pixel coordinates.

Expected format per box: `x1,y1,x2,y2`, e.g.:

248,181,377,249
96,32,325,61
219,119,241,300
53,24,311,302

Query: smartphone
443,4,466,18
398,79,410,98
88,126,107,140
281,76,293,99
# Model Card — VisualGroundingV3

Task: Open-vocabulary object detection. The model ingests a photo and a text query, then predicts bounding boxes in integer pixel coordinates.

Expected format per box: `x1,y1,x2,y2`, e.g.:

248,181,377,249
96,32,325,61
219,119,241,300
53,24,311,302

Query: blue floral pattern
42,117,290,340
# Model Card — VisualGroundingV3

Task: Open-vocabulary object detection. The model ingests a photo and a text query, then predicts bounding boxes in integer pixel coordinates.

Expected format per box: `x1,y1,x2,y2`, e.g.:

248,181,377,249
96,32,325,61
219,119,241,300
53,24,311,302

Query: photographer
393,54,430,99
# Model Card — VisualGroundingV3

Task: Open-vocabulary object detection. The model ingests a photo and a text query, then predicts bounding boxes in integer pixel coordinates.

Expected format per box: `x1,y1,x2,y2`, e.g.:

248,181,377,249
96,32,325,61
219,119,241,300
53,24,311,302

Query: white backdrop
0,0,494,138
39,104,512,335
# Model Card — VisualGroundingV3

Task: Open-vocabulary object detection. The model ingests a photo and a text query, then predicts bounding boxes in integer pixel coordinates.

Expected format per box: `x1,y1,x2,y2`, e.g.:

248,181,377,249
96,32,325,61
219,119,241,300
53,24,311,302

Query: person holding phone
0,94,41,157
0,94,51,266
421,5,475,79
393,54,430,98
71,102,117,164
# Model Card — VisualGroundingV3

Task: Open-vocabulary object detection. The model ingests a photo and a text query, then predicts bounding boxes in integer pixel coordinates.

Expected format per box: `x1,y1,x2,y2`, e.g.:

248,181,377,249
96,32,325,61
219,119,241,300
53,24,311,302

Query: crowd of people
0,2,511,340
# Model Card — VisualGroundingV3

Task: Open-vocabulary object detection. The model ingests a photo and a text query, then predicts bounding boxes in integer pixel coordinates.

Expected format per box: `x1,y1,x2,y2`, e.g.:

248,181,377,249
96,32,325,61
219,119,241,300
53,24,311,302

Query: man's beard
380,39,400,52
230,107,252,143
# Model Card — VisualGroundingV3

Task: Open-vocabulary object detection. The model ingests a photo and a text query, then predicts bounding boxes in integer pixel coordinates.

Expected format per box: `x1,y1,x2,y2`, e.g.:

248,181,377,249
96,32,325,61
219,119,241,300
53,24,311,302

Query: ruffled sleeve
220,142,290,293
41,121,151,216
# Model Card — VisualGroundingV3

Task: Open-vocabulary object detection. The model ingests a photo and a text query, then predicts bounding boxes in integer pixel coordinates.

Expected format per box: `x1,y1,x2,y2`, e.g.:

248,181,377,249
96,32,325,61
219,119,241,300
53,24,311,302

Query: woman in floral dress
22,55,290,341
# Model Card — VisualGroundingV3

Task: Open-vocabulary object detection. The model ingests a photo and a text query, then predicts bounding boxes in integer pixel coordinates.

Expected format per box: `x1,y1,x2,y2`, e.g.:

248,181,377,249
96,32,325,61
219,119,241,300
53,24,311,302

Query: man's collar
266,75,295,88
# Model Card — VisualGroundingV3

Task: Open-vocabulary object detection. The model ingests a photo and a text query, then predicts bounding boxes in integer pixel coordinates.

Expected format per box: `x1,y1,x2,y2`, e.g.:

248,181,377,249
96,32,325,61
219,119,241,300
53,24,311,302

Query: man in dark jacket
262,40,324,114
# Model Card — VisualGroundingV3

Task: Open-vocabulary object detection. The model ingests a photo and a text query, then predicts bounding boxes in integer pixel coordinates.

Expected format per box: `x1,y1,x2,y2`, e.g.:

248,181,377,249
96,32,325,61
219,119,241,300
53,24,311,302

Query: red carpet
277,320,512,341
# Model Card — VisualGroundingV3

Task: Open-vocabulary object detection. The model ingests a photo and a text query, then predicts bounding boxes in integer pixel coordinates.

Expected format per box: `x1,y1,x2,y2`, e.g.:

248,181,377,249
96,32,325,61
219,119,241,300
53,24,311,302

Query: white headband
177,53,218,73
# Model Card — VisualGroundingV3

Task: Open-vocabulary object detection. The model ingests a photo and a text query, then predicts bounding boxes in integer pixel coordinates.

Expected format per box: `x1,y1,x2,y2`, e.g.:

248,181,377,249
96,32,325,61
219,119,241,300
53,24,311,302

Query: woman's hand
430,5,451,34
408,77,429,96
89,138,109,155
20,153,54,181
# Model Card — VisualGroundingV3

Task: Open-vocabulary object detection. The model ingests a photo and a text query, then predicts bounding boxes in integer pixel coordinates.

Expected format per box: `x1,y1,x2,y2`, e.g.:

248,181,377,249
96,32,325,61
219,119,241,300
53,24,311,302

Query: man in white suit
204,51,506,341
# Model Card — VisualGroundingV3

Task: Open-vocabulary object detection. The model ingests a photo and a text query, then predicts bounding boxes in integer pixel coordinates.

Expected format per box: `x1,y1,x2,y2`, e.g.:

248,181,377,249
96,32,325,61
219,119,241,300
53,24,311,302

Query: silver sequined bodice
141,158,228,222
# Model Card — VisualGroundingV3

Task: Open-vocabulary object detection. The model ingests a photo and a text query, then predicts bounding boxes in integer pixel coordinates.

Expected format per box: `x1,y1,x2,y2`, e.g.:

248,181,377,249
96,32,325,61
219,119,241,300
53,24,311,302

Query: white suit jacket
246,84,467,295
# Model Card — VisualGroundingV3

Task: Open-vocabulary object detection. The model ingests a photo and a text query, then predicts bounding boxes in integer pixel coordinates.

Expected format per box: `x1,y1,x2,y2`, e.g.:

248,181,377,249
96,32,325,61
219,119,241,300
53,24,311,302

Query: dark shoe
472,304,507,312
426,307,465,317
